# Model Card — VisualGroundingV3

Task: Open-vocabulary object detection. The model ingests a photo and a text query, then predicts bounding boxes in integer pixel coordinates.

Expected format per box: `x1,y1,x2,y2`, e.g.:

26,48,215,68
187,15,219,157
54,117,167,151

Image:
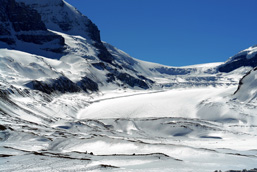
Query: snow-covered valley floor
1,86,257,171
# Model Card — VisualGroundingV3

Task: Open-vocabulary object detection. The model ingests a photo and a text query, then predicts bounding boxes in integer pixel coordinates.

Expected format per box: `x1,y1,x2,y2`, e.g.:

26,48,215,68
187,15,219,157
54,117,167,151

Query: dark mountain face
0,0,16,45
0,0,65,53
16,0,113,63
218,54,257,73
218,45,257,73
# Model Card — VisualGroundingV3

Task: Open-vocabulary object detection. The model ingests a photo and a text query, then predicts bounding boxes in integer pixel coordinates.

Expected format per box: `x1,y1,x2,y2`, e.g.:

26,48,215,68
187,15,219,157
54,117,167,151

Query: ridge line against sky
65,0,257,66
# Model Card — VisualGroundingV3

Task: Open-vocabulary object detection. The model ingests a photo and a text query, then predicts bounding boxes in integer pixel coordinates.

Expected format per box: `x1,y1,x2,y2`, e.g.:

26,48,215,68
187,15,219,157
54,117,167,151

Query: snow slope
77,87,232,119
234,67,257,102
1,86,257,171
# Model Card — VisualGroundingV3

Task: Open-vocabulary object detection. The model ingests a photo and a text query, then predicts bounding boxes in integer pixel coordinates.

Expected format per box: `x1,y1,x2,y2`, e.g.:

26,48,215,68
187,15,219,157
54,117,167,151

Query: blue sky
65,0,257,66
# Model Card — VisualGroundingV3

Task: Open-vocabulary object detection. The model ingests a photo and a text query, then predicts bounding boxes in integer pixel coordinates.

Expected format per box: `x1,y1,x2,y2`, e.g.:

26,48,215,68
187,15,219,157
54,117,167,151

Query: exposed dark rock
0,37,15,45
0,0,65,53
16,34,64,45
225,169,257,172
117,72,149,89
92,62,106,71
152,67,196,75
214,168,257,172
25,76,101,94
218,54,257,73
86,20,101,43
0,124,7,130
0,0,15,44
103,42,138,67
233,69,253,94
25,76,81,94
0,154,13,157
94,42,113,63
106,71,150,89
99,164,119,169
6,0,46,32
106,73,116,83
17,0,113,63
137,75,155,84
25,80,53,94
77,77,99,93
43,76,81,93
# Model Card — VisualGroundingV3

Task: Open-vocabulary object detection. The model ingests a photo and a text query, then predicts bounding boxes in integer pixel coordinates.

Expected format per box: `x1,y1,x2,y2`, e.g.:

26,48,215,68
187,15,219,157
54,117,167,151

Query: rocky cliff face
0,0,15,45
16,0,113,63
218,45,257,73
233,67,257,102
0,0,65,53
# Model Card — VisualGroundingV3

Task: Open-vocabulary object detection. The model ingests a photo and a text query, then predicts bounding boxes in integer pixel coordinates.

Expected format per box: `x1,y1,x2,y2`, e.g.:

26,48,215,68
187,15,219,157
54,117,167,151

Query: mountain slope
234,67,257,102
0,0,65,57
218,45,257,72
16,0,113,63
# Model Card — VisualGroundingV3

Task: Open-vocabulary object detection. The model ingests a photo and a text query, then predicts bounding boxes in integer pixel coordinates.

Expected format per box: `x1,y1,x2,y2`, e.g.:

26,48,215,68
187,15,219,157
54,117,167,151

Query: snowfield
78,87,234,119
0,32,256,172
1,84,257,171
0,38,256,172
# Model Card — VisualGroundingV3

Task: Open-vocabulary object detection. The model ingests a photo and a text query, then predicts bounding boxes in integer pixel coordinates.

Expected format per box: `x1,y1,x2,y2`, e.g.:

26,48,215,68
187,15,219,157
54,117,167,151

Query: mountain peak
0,0,65,55
16,0,98,41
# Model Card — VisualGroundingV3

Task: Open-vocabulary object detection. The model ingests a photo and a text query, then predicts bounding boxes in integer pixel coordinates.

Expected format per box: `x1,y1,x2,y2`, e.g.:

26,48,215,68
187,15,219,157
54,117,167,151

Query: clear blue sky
65,0,257,66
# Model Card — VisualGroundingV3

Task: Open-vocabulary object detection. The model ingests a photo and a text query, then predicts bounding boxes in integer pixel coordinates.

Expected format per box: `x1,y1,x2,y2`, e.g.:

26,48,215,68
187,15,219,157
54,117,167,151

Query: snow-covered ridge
233,45,257,60
218,45,257,73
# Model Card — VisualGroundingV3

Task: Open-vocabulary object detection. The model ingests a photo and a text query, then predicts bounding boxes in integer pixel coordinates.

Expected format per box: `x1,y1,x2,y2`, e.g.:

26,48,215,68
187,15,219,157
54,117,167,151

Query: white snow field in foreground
1,85,257,172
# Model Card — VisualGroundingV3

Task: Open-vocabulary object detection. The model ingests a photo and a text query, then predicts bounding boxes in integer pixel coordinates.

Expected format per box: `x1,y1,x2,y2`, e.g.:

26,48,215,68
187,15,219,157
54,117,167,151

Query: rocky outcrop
6,0,46,32
116,73,150,89
77,77,99,93
0,0,15,44
16,0,113,63
218,45,257,73
106,72,151,89
25,76,100,94
152,67,196,75
233,67,257,102
25,76,81,94
218,54,257,73
0,0,65,53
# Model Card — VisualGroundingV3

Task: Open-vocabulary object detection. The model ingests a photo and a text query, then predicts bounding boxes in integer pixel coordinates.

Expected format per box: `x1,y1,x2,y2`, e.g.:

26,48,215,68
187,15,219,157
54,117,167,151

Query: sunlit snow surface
0,46,256,171
1,86,257,172
0,23,257,171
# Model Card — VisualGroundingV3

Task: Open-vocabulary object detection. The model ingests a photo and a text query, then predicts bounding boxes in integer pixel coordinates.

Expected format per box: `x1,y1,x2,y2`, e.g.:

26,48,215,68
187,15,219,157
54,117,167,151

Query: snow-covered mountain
0,0,65,56
218,45,257,72
1,0,257,171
